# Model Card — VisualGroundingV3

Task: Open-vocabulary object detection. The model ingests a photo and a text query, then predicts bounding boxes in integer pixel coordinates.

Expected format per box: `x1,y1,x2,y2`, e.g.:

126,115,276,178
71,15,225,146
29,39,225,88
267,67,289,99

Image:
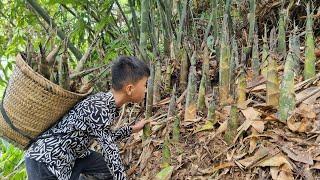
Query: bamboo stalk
46,45,61,66
184,52,197,121
304,3,316,80
168,84,177,118
212,0,220,46
70,64,110,79
157,0,171,56
248,0,256,47
172,116,180,143
230,37,238,94
139,0,150,62
266,28,279,107
75,35,100,73
224,0,232,14
115,0,144,60
277,9,286,57
176,0,188,49
168,86,178,146
291,25,301,75
128,0,140,42
179,48,189,91
164,58,173,93
162,136,171,168
38,44,50,79
224,104,238,145
237,66,246,105
26,38,34,67
252,33,260,78
59,48,70,90
153,60,161,103
261,25,269,79
231,38,239,72
49,66,58,84
219,14,231,105
197,74,206,112
207,88,217,125
203,45,210,86
279,36,295,122
143,63,155,140
197,46,210,112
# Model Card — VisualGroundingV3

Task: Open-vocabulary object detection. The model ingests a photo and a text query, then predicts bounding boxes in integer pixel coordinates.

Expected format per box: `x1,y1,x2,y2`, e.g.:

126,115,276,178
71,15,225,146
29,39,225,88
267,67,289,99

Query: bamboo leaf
155,166,174,180
194,120,214,134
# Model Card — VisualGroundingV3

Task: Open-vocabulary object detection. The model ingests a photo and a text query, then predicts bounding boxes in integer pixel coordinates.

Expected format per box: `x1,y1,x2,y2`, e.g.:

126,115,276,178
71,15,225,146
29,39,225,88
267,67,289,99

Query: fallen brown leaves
120,74,320,179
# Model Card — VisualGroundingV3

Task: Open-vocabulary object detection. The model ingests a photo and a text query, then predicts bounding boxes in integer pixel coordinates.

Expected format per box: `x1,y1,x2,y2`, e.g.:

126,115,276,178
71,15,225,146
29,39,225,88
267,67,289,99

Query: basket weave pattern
0,54,90,149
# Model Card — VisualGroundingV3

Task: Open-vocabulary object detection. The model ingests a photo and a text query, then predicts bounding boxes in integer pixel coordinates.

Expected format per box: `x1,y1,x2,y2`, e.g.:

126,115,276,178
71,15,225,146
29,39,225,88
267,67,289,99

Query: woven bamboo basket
0,53,92,149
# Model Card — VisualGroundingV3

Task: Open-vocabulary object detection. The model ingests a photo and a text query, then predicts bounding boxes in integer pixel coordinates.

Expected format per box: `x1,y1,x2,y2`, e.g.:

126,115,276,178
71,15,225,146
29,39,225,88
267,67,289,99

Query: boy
25,56,151,180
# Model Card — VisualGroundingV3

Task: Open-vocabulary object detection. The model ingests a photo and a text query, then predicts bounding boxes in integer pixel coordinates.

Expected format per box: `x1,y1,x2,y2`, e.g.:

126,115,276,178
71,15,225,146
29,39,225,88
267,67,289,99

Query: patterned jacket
25,91,132,180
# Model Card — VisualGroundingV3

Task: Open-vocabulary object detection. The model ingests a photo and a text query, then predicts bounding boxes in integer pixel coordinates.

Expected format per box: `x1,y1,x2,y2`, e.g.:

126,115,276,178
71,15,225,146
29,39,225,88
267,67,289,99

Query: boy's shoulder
78,91,118,115
80,91,115,107
86,91,112,100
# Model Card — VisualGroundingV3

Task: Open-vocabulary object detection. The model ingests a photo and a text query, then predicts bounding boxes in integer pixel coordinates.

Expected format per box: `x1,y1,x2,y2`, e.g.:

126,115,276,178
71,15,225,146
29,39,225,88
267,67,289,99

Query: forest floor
114,70,320,180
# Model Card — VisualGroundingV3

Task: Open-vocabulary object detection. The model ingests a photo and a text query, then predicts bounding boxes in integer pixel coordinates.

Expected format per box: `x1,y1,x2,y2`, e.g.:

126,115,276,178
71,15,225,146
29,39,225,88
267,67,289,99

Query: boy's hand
131,118,152,133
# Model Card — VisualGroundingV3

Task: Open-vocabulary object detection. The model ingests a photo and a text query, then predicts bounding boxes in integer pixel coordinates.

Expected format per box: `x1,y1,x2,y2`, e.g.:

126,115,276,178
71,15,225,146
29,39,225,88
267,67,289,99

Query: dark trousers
25,150,113,180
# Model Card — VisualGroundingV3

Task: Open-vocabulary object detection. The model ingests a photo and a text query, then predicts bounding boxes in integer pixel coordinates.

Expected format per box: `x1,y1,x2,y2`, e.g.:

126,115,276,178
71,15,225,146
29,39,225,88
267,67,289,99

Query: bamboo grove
135,0,320,177
1,0,320,179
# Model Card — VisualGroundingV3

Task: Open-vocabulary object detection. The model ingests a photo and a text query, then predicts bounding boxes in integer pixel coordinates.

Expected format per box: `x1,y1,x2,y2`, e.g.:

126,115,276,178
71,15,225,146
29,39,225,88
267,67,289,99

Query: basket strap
0,101,33,140
1,87,33,141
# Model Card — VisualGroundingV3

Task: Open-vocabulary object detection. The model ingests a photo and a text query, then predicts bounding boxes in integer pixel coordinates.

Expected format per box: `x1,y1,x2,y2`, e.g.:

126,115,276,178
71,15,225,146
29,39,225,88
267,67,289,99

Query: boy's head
111,56,150,103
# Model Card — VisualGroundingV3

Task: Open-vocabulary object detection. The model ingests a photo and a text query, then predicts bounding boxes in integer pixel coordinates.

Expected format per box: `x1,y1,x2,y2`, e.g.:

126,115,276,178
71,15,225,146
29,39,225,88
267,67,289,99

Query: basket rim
15,53,92,98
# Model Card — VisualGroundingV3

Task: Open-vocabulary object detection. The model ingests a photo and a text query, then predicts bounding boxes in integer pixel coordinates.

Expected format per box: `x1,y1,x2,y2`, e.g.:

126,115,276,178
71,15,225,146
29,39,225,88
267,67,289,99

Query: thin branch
26,0,83,60
75,33,101,73
115,0,146,61
60,3,95,34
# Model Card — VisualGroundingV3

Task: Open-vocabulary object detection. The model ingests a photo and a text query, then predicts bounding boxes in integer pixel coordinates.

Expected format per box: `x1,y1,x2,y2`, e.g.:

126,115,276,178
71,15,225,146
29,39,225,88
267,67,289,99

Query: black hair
111,56,150,90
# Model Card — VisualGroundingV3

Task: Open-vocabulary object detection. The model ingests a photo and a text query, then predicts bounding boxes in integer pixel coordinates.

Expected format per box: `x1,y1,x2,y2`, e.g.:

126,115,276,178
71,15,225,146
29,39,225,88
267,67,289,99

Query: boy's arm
111,118,151,142
95,130,127,180
111,125,132,142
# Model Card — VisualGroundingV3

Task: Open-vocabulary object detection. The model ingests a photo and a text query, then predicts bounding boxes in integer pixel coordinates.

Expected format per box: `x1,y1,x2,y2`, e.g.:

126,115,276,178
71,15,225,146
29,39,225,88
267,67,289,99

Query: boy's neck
111,89,127,108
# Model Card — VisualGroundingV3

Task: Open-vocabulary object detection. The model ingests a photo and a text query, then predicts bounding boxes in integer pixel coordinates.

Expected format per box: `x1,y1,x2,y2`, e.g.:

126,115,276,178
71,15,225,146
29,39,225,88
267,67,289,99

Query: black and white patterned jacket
25,91,132,180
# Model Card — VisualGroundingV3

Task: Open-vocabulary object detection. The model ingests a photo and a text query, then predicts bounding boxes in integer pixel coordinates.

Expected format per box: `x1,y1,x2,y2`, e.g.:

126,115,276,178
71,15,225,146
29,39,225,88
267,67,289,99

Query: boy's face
126,76,148,103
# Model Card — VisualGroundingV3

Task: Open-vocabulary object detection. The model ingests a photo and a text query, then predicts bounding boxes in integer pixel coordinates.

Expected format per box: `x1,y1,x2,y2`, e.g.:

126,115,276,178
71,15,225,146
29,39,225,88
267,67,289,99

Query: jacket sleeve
111,125,132,142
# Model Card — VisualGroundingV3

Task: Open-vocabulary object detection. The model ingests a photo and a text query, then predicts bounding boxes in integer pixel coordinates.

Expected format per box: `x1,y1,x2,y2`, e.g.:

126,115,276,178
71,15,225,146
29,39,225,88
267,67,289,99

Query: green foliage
0,139,27,179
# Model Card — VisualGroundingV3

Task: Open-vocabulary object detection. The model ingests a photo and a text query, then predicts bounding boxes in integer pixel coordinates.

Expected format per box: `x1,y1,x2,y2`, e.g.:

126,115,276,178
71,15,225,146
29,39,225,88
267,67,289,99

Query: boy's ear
125,84,134,96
